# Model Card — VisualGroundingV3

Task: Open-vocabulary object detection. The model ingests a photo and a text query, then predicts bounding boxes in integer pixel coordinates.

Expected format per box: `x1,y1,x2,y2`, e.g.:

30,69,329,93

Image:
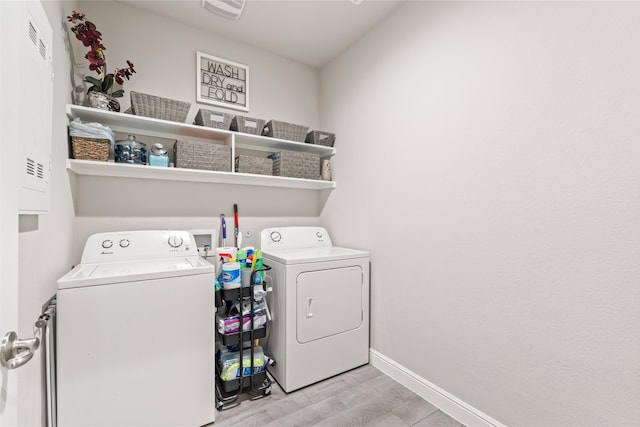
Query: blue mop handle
221,214,226,245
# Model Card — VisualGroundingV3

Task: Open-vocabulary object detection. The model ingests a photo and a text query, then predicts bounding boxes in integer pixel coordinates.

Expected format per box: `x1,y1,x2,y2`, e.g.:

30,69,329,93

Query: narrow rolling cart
215,265,273,410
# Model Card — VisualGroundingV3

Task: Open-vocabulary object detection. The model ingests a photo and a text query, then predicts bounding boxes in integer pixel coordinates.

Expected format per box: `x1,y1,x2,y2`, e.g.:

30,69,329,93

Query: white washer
260,226,370,393
56,230,215,427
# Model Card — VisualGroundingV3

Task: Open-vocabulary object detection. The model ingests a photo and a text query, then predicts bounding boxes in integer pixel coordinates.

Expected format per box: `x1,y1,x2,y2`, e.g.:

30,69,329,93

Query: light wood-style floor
213,364,465,426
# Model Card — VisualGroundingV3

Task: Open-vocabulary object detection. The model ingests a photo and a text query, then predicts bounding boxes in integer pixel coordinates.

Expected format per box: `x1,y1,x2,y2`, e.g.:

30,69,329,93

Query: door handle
1,331,40,369
306,297,313,318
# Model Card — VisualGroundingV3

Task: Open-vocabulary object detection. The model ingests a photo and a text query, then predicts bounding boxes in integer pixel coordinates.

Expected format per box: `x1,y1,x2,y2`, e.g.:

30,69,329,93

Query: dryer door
296,266,363,344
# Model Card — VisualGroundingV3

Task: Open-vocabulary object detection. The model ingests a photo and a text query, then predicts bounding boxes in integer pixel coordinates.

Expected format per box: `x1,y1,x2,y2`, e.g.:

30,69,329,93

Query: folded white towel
69,117,115,145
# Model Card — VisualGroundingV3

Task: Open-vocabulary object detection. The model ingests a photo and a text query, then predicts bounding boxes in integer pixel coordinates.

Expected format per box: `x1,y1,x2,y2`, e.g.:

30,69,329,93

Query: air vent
26,158,35,176
28,21,37,45
39,39,46,59
19,1,53,214
202,0,245,20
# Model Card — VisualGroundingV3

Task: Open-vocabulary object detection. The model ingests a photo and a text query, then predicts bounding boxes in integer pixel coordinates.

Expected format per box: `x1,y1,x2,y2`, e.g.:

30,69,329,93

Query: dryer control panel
81,230,198,263
260,227,333,251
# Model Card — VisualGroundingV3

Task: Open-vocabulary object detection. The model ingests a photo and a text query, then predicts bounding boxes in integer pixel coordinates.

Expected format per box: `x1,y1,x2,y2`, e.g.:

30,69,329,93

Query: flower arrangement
67,11,135,98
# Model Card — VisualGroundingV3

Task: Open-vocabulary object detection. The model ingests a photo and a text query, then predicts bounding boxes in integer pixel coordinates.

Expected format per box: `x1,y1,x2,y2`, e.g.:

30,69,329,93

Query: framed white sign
196,51,249,112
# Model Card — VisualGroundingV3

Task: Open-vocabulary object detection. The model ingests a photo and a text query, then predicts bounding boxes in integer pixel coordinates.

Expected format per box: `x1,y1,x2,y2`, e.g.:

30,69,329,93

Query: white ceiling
123,0,405,67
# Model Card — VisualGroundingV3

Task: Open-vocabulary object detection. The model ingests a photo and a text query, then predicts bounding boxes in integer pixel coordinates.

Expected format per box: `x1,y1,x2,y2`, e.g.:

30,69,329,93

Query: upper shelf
66,104,336,156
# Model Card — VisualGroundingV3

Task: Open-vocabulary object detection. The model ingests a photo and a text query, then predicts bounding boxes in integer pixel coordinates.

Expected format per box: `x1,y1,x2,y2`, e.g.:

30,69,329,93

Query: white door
1,1,28,425
296,266,364,344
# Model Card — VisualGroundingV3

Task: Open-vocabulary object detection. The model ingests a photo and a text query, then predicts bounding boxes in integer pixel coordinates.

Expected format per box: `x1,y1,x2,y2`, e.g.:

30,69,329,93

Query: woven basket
130,91,190,123
174,140,231,171
262,120,308,142
235,155,273,176
271,151,320,180
70,136,110,161
305,130,336,147
194,109,233,130
230,116,265,135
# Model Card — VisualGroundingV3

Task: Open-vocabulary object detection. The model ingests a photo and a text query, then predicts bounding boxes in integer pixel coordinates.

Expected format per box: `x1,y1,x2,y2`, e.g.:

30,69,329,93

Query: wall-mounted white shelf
66,104,336,192
66,159,336,190
67,104,230,143
66,104,336,157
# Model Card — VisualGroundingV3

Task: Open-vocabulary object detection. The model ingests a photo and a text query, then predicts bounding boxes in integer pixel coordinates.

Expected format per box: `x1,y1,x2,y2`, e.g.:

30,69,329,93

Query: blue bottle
148,143,169,167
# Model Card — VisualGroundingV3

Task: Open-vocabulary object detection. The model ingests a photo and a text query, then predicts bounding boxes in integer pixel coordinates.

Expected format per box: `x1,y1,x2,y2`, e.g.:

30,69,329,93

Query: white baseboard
370,349,506,427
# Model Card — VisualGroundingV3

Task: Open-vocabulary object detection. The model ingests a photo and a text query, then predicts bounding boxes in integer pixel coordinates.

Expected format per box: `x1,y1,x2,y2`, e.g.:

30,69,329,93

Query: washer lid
262,246,368,265
57,257,214,290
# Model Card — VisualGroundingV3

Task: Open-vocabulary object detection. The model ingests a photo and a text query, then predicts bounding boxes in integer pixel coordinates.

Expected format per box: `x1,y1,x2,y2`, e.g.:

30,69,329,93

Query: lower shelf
216,370,268,394
67,159,336,190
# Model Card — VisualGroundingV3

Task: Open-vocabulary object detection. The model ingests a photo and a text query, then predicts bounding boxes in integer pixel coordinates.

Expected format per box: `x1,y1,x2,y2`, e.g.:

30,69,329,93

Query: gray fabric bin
174,140,231,171
262,120,308,142
230,116,266,135
194,109,234,129
235,155,273,176
271,151,320,180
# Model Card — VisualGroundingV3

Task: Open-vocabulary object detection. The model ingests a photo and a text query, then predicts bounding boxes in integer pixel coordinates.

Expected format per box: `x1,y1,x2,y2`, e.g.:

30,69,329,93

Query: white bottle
321,159,332,181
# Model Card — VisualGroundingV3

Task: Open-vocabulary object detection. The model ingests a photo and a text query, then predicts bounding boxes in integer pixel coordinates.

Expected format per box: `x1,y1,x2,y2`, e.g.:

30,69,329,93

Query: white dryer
260,226,370,393
56,230,215,427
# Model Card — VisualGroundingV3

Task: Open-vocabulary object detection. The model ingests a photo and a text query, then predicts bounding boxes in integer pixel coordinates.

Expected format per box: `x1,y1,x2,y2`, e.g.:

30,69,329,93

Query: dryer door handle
306,297,313,318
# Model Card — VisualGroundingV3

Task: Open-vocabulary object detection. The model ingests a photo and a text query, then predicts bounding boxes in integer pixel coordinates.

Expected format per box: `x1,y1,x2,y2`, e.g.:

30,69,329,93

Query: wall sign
196,52,249,112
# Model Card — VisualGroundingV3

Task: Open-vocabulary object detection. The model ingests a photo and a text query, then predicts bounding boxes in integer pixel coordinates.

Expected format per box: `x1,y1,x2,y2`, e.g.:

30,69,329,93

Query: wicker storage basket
174,140,231,171
271,151,320,180
130,91,191,123
230,116,266,135
235,155,273,176
262,120,308,142
70,136,110,161
194,109,234,129
305,130,336,147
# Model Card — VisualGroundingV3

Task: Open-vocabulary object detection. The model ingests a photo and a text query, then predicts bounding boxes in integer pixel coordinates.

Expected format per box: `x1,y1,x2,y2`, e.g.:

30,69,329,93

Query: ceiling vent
202,0,246,20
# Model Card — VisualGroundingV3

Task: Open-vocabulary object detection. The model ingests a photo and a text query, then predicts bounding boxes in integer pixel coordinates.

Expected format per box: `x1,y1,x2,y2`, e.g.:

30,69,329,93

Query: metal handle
306,297,314,318
1,331,40,369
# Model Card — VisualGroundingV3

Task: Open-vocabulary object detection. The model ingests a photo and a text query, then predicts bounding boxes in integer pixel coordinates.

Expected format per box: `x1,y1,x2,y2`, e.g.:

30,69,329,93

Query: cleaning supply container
148,143,169,167
222,262,241,289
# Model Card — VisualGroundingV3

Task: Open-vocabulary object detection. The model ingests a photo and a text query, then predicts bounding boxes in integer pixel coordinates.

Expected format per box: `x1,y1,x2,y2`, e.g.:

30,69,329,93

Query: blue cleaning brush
220,214,226,246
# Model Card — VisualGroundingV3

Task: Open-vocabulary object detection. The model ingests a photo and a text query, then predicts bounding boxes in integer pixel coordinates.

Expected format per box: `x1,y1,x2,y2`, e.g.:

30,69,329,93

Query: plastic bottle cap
151,143,168,155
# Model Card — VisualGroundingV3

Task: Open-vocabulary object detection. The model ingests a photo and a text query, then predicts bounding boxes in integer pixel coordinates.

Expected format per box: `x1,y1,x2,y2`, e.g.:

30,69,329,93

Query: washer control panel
167,235,184,248
269,231,282,243
81,230,197,263
260,227,332,251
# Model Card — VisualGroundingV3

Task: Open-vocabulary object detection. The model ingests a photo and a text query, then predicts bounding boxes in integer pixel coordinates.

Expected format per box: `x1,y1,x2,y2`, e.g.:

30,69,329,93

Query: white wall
16,1,78,426
320,2,640,426
76,1,320,128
